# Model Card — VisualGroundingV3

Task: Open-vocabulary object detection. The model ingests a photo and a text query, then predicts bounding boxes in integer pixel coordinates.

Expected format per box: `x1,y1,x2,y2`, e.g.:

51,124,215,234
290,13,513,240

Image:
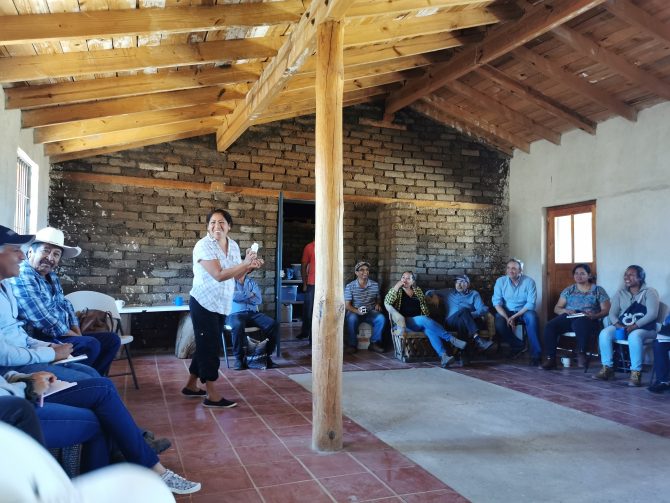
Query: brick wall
49,104,509,321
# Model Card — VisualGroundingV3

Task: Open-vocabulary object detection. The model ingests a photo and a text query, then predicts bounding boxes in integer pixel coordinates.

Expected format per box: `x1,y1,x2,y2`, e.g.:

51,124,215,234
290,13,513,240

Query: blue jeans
40,377,158,473
652,340,670,383
345,310,386,348
300,285,315,341
0,396,44,445
406,315,458,356
598,325,656,371
0,362,100,382
495,309,541,357
65,332,121,376
543,314,600,358
228,311,278,359
188,296,225,383
445,309,484,338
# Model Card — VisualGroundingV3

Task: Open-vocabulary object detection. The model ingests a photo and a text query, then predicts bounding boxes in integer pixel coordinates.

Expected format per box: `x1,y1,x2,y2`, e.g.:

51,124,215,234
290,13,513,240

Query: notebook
43,379,77,398
53,354,88,365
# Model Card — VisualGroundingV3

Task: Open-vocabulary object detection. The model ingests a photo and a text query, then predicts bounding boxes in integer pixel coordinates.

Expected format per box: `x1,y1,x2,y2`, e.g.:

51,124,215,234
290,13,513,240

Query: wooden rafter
444,79,562,144
513,46,637,122
215,0,358,152
384,0,610,115
476,65,597,134
346,0,495,19
0,38,280,83
605,0,670,44
552,26,670,101
0,2,303,45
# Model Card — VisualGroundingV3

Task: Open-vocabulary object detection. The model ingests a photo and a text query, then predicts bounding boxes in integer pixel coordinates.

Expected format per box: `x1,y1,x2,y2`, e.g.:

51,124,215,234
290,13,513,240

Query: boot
541,356,556,370
592,365,614,381
628,370,642,387
474,336,493,352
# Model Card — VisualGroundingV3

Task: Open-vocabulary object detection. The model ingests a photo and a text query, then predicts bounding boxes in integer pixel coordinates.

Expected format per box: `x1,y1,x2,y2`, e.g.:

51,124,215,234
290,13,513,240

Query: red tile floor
110,326,670,502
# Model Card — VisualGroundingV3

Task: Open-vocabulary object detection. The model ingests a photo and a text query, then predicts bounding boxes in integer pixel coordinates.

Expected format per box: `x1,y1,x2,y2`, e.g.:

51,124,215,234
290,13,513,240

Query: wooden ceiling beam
411,100,514,155
215,0,358,152
346,0,495,18
0,2,303,45
34,103,234,144
605,0,670,44
384,0,609,115
5,64,262,110
22,86,245,128
445,79,562,144
476,65,596,134
552,26,670,101
44,117,224,156
514,46,637,122
343,4,520,48
423,93,530,152
0,38,279,83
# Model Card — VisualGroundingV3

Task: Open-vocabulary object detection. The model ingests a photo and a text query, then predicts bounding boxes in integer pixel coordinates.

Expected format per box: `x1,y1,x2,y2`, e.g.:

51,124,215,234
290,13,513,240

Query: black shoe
506,347,527,360
474,337,493,352
368,342,385,354
450,337,467,350
541,357,556,370
203,397,238,408
266,356,276,369
647,382,670,394
345,346,358,355
529,357,541,367
181,387,207,398
144,433,172,454
233,358,247,371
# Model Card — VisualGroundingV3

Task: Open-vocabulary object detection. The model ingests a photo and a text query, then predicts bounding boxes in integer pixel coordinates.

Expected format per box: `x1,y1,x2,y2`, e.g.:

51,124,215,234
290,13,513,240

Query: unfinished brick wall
49,104,509,321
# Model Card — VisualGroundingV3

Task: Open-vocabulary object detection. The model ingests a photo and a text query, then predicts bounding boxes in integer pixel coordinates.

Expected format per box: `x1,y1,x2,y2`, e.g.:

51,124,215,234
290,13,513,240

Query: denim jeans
64,332,121,376
598,325,656,371
228,311,278,359
0,396,44,445
494,309,541,357
652,340,670,383
445,309,484,339
188,296,225,383
0,362,100,382
40,377,158,473
543,314,600,358
405,315,458,356
345,310,386,348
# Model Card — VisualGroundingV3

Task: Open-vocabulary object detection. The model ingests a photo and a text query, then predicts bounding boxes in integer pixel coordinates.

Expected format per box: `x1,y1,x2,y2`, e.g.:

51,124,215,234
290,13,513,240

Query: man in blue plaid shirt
10,228,120,375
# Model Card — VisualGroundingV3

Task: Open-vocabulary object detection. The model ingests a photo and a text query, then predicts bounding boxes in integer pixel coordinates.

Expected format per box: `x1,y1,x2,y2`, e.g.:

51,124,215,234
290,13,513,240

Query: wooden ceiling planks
0,0,669,160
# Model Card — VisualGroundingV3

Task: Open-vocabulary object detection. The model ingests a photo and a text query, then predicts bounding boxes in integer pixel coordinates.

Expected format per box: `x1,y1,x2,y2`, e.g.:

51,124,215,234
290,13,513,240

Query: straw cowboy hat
34,227,81,259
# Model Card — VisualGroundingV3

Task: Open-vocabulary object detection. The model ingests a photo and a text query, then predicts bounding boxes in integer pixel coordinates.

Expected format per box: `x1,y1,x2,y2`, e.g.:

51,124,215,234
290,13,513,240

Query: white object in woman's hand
251,242,259,253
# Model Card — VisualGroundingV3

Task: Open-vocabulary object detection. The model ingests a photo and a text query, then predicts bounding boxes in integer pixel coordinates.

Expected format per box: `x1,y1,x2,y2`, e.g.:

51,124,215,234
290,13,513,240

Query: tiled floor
111,327,670,502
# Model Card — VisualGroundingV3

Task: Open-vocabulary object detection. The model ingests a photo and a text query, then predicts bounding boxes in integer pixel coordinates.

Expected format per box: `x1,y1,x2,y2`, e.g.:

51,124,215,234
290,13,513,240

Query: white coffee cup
561,357,571,368
115,299,125,312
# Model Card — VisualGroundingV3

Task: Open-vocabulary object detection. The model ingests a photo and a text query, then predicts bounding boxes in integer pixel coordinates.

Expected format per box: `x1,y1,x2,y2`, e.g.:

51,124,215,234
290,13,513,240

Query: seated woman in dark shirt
384,271,466,368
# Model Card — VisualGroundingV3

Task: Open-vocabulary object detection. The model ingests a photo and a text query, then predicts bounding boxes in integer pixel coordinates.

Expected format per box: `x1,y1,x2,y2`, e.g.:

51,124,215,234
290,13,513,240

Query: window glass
573,212,593,262
554,215,572,264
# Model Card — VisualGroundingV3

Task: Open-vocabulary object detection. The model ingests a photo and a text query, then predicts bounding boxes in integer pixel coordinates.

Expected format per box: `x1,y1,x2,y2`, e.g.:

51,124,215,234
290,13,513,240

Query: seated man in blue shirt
428,275,493,354
492,258,541,366
10,228,120,376
228,275,278,370
344,262,386,355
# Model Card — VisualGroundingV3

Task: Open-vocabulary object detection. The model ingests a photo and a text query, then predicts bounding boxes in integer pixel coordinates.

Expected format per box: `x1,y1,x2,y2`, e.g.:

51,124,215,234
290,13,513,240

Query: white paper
53,354,88,365
566,313,586,319
43,380,77,398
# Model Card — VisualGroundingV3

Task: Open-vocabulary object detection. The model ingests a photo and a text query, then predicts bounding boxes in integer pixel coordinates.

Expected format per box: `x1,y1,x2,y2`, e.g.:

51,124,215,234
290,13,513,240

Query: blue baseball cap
0,225,34,247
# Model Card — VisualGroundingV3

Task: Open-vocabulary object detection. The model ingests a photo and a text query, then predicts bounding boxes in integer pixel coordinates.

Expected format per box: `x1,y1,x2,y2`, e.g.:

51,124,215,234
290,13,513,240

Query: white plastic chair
65,291,139,389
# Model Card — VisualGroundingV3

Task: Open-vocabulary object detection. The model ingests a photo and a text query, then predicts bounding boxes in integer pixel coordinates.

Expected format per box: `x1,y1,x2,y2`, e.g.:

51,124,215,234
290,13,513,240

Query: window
552,211,593,264
14,149,38,234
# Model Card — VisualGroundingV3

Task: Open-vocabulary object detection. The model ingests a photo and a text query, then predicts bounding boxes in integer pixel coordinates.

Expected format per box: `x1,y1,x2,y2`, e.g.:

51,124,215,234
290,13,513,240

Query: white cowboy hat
34,227,81,259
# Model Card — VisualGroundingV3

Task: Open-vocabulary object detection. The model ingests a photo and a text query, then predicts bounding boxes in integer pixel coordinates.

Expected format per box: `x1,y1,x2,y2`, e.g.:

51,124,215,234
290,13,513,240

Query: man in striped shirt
344,262,386,354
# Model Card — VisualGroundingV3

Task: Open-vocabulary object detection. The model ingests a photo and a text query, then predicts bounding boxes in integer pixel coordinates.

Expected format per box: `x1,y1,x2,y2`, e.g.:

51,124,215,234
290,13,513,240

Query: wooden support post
312,20,344,452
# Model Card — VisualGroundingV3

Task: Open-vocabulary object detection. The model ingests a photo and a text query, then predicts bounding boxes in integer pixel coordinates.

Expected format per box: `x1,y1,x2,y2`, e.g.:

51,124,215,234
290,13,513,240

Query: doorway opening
546,201,596,319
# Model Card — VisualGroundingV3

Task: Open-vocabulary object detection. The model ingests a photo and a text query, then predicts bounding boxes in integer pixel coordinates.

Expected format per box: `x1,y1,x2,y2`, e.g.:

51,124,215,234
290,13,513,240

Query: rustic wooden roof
1,0,668,160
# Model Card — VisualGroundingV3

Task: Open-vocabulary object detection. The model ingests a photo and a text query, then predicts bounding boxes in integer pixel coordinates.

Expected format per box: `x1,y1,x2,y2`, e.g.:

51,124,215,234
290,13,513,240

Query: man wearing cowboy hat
428,274,494,355
10,227,120,375
344,261,386,355
0,224,99,382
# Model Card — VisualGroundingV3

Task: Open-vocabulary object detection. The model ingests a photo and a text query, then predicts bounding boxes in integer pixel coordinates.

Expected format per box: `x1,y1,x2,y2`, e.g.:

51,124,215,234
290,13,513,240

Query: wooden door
546,201,596,318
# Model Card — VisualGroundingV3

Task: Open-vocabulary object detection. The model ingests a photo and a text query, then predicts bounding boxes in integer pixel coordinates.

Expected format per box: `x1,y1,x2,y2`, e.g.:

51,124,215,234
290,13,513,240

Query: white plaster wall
0,86,51,230
509,101,670,318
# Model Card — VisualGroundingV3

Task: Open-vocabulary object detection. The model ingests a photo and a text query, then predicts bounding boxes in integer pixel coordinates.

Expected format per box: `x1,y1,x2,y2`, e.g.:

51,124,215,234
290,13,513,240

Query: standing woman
541,264,610,370
182,209,260,407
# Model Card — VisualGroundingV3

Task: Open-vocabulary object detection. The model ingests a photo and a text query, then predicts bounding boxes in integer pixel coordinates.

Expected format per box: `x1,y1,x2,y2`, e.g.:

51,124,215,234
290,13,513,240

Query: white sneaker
160,469,201,494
